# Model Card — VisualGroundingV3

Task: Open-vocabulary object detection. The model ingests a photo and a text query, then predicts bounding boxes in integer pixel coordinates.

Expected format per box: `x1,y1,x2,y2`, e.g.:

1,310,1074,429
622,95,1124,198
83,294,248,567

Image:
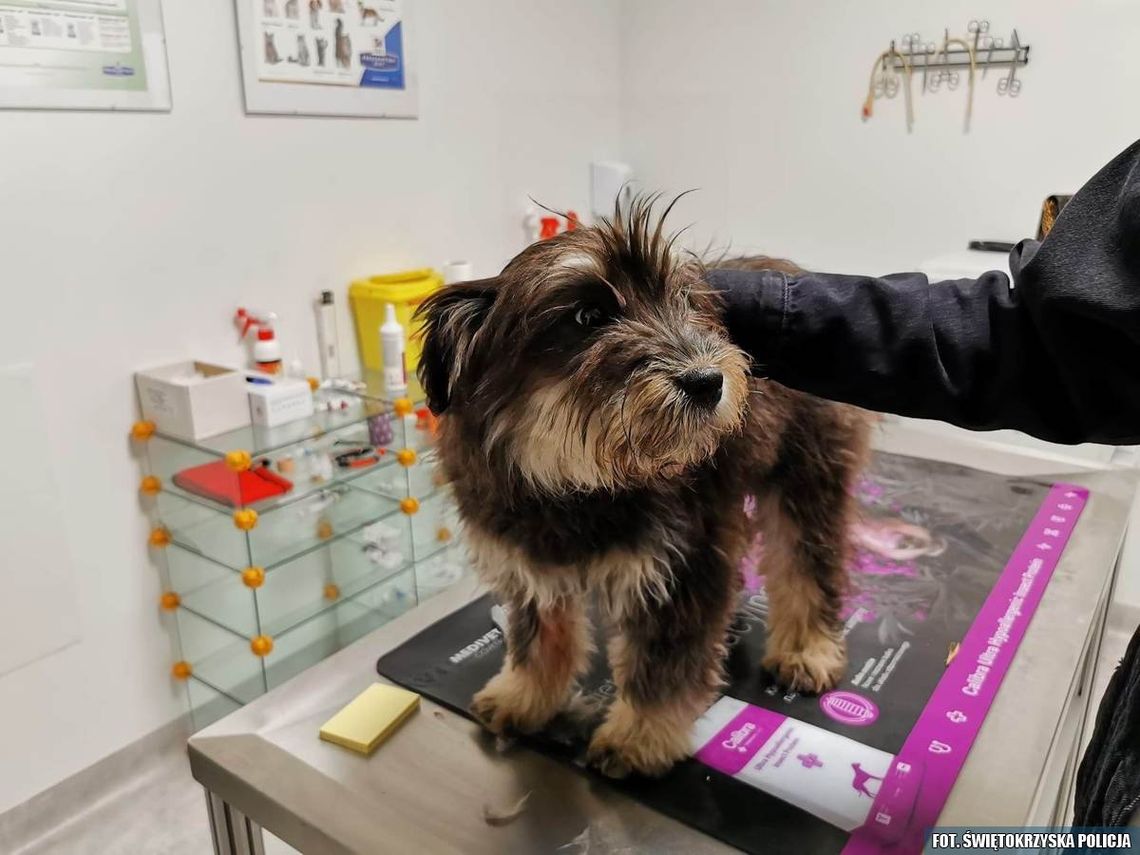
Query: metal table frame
206,790,265,855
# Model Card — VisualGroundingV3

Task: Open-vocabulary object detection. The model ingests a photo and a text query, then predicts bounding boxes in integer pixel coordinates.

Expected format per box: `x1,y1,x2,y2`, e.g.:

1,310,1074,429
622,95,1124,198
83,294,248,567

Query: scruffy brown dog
417,199,870,779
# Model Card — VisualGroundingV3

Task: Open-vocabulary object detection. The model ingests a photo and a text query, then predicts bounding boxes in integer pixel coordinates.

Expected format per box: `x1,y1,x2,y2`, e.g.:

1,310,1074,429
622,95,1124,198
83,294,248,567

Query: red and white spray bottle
235,308,283,375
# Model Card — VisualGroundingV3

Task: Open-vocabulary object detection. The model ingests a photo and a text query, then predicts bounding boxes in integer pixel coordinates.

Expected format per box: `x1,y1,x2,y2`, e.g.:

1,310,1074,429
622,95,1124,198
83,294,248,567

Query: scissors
872,52,899,99
925,30,955,91
982,34,1004,79
998,29,1023,96
967,18,989,50
901,32,936,92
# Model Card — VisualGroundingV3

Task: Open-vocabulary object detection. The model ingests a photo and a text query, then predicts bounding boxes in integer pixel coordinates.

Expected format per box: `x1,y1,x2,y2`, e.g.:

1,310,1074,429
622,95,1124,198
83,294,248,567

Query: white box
248,378,315,428
136,362,251,441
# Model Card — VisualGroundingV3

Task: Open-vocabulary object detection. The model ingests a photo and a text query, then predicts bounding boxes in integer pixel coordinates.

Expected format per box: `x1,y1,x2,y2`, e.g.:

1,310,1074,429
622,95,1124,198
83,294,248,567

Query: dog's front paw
586,700,689,779
470,669,557,736
763,633,846,694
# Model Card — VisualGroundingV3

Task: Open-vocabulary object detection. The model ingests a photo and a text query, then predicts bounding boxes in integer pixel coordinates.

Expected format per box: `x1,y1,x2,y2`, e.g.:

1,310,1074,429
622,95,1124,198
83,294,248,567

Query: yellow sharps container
349,269,443,400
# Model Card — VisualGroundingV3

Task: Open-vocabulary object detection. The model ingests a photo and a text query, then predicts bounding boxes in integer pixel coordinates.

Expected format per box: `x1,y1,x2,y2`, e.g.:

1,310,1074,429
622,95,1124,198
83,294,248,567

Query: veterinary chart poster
255,0,405,88
236,0,415,116
378,453,1088,855
0,0,170,110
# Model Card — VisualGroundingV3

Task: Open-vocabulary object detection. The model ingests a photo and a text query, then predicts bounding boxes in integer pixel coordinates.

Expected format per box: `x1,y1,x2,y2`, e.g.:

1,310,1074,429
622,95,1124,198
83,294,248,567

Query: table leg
205,788,266,855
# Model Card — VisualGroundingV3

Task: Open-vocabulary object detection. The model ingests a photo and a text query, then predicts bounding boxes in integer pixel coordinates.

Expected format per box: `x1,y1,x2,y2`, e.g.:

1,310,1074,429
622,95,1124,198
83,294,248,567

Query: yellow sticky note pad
319,683,420,755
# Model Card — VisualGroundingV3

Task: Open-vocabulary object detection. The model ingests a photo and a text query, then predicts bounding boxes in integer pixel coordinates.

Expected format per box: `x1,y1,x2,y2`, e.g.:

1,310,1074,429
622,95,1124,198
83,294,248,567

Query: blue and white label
359,21,404,89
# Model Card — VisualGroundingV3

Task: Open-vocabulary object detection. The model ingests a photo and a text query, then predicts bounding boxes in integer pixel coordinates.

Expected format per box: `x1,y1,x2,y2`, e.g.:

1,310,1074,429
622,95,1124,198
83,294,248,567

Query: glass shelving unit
133,387,465,729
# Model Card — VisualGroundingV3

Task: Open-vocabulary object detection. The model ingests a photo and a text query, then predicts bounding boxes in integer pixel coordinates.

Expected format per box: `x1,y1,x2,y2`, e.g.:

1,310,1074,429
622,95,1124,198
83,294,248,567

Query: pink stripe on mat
842,483,1089,855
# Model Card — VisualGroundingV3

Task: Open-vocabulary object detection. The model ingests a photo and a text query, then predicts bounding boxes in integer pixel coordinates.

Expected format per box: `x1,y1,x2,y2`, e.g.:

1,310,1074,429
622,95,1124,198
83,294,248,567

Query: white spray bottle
380,303,407,399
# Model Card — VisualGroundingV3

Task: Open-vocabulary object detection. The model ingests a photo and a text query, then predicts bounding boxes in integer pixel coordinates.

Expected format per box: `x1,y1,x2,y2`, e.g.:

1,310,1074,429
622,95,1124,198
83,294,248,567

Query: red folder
173,460,293,507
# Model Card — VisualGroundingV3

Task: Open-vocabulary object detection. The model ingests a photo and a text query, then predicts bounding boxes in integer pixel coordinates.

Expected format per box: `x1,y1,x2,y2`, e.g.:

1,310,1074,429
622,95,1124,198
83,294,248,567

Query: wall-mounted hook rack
893,23,1029,98
892,28,1028,75
862,21,1030,133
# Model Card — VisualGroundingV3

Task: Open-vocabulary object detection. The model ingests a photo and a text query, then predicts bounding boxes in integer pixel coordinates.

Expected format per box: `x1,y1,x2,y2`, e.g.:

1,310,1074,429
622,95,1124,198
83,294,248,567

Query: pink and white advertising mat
377,452,1088,854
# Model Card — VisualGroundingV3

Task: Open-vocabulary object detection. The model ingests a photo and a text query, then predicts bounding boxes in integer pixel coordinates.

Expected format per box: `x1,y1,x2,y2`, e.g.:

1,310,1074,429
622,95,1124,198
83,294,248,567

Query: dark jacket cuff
705,267,788,372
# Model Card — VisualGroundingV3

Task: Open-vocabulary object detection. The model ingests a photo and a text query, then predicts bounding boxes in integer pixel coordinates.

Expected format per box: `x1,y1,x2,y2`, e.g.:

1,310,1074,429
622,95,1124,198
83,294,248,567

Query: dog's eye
574,306,606,327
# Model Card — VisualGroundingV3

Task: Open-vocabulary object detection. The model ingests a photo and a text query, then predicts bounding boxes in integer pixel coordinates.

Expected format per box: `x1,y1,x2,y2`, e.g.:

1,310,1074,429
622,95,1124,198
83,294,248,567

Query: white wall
0,0,621,814
620,0,1140,607
619,0,1140,274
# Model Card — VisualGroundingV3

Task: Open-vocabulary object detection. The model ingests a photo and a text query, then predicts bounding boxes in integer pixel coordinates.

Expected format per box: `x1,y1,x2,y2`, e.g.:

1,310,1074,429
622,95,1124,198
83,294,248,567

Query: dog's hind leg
756,404,869,693
587,555,737,778
471,595,591,735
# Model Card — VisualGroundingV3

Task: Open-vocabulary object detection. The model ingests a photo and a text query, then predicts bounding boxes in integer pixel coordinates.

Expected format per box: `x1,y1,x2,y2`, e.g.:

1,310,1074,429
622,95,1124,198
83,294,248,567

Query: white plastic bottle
380,303,407,398
254,324,283,374
315,290,341,379
443,261,473,285
522,207,541,244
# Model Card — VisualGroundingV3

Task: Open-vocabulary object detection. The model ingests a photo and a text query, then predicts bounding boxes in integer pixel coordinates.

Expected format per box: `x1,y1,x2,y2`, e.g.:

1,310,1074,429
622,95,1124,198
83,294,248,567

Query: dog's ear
415,278,497,415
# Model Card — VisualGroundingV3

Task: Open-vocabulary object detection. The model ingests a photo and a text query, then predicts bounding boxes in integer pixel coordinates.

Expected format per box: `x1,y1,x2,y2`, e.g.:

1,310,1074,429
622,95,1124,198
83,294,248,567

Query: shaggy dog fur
416,198,871,778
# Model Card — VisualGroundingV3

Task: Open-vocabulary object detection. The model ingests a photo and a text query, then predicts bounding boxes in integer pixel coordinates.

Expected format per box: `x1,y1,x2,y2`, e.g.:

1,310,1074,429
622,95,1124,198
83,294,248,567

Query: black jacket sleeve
709,139,1140,446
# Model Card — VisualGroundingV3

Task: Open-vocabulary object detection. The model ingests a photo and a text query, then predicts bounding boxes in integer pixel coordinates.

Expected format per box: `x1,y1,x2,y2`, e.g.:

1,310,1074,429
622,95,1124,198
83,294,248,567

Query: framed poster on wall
234,0,416,118
0,0,170,111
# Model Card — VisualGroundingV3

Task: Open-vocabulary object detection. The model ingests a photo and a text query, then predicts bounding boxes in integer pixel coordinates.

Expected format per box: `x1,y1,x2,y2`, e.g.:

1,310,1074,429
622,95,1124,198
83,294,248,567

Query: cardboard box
248,377,315,428
135,362,251,441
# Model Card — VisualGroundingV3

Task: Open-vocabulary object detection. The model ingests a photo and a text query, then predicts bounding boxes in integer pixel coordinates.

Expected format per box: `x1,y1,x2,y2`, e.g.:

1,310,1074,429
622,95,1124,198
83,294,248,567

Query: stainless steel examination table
189,431,1136,854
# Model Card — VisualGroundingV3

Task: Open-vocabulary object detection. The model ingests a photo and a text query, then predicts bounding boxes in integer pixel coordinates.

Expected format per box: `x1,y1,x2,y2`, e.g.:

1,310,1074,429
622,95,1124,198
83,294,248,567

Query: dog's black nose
676,368,723,408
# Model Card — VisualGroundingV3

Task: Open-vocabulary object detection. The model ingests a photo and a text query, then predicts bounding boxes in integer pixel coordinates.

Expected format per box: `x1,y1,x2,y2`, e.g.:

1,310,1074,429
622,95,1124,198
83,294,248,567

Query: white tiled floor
10,739,298,855
12,745,213,855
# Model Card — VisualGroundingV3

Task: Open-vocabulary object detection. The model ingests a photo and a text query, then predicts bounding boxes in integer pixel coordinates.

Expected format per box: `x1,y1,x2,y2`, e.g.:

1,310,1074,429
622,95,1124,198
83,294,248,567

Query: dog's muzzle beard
616,363,743,473
507,348,749,494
